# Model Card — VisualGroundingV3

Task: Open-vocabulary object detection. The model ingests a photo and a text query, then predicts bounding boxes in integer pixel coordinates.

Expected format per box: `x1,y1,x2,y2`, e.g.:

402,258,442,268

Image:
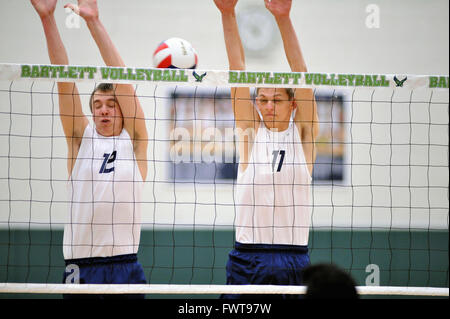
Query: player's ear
292,100,298,111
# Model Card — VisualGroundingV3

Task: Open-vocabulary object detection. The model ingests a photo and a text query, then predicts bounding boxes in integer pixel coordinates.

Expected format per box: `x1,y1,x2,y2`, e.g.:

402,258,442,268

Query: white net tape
0,283,448,296
1,63,448,91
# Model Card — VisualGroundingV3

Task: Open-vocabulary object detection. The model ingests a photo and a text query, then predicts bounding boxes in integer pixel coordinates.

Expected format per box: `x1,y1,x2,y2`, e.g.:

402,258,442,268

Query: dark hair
89,83,115,112
302,263,359,299
255,87,295,101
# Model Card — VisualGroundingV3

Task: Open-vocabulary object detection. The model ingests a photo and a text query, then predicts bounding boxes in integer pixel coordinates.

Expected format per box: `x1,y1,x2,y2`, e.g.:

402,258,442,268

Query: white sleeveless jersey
63,124,143,260
235,121,312,246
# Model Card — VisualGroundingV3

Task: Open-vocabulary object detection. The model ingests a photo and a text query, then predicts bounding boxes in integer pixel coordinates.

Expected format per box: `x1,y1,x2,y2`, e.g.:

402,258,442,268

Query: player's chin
264,115,277,123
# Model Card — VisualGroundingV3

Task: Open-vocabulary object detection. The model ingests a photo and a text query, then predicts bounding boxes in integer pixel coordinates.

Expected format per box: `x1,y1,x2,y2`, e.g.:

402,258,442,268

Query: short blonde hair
255,88,295,101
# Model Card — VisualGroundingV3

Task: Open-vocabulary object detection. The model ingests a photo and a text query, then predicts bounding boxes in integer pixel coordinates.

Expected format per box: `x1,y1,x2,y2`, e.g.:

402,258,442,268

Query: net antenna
0,63,448,297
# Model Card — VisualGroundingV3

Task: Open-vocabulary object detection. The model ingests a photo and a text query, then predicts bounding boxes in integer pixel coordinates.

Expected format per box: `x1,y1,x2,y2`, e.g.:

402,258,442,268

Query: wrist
274,14,291,24
221,9,236,18
39,12,56,23
84,15,102,29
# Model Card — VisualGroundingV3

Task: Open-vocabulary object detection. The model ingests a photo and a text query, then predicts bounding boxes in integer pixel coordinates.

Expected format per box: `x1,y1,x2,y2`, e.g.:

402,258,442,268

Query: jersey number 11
272,150,285,172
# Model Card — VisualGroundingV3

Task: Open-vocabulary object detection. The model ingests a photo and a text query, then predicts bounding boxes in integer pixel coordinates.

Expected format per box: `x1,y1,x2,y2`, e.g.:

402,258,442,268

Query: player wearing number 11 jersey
214,0,319,299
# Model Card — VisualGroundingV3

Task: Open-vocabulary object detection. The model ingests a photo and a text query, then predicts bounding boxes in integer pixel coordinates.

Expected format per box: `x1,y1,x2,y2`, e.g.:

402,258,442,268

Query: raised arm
31,0,89,177
215,0,259,129
66,0,148,180
214,0,260,169
265,0,319,175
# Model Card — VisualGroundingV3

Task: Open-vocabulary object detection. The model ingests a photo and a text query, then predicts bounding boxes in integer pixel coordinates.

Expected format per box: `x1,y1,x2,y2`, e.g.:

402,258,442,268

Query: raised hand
264,0,292,18
64,0,99,21
30,0,57,18
213,0,239,14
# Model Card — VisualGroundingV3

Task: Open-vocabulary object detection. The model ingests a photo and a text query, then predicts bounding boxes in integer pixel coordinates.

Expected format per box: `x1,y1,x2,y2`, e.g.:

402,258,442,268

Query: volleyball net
0,63,448,297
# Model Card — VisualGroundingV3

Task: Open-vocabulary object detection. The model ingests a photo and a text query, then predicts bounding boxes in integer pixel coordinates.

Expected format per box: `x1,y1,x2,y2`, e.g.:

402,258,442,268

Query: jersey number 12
99,151,117,174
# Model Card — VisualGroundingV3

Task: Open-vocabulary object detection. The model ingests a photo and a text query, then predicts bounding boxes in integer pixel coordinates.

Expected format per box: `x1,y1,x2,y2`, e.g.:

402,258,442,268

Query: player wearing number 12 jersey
214,0,319,298
31,0,148,298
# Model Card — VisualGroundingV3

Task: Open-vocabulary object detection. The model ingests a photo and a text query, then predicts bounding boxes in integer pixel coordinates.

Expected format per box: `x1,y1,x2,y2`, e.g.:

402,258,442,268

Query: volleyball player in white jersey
214,0,319,298
31,0,148,298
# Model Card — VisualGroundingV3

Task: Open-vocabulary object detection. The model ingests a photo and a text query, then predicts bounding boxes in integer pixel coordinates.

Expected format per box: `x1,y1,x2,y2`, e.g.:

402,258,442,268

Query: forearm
36,11,86,147
85,17,125,67
40,15,69,66
221,11,245,70
39,13,80,101
275,16,307,72
301,127,317,174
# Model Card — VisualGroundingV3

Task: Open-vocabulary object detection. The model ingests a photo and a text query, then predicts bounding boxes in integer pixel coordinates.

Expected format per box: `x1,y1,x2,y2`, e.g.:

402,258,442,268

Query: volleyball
153,37,198,69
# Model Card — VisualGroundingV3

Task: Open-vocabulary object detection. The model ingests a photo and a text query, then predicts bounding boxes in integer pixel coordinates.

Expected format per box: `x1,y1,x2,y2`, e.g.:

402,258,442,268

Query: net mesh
0,64,448,296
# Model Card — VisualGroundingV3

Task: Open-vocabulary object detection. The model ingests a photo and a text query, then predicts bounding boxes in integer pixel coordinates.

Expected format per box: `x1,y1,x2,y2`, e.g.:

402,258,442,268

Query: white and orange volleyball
153,37,198,69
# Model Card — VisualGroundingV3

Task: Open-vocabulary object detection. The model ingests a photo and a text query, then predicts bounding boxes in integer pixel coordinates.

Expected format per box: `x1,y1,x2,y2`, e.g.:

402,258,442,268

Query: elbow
313,121,320,141
302,122,319,143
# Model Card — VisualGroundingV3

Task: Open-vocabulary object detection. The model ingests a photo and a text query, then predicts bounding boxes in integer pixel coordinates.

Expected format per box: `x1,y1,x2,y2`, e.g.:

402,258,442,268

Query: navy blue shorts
222,242,310,299
62,254,147,299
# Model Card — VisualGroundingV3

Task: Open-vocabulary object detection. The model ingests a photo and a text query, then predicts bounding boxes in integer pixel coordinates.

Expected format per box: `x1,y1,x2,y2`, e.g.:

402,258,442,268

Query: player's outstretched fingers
64,3,80,15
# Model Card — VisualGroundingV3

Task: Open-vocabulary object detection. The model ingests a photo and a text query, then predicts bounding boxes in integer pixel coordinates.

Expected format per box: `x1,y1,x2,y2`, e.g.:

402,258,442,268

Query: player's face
92,90,123,137
256,88,296,131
